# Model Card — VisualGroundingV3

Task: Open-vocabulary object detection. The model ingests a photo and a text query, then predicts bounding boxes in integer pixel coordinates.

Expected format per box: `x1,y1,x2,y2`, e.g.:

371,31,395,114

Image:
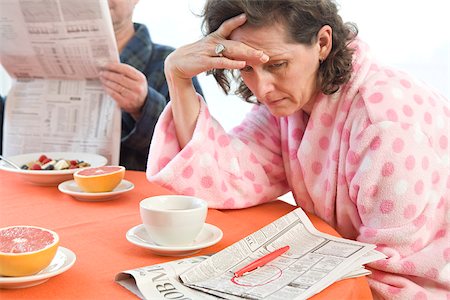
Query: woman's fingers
214,13,247,39
208,14,269,65
211,39,269,64
166,13,269,80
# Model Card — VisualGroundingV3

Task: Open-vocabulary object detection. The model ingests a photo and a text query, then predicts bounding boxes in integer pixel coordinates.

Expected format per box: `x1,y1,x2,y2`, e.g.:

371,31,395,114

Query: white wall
1,0,449,131
338,0,449,102
131,0,449,130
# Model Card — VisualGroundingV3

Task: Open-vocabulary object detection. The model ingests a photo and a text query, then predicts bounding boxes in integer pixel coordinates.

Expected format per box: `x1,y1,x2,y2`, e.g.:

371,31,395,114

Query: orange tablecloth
0,170,372,299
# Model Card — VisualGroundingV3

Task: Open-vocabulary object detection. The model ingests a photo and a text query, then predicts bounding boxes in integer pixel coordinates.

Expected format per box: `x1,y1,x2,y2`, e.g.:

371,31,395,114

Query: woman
147,0,449,298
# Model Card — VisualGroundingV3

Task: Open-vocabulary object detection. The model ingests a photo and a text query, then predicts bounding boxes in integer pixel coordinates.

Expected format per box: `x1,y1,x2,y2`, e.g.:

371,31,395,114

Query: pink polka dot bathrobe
147,40,450,299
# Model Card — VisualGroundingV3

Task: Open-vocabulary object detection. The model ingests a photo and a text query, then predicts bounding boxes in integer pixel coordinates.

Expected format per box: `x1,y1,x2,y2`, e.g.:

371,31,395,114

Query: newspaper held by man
179,207,386,300
0,0,118,79
0,0,120,164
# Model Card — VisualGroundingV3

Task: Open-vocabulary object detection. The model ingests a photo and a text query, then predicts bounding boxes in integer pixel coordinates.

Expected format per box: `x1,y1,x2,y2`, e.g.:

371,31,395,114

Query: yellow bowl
73,166,125,193
0,226,59,277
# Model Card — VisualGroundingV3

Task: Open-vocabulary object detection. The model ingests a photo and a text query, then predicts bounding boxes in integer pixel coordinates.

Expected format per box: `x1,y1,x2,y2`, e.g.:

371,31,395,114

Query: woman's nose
253,71,275,99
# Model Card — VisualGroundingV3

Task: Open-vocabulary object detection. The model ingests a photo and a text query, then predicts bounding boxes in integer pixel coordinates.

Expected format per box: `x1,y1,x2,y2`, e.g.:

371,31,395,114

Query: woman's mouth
268,98,286,105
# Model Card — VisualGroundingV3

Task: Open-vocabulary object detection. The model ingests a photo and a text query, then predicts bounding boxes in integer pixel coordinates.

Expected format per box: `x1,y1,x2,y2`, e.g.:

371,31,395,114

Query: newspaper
116,207,386,300
180,207,386,300
115,256,221,300
0,0,121,164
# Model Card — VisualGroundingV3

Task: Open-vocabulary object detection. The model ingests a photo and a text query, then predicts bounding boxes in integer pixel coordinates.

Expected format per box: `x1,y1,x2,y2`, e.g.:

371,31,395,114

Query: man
1,1,201,170
99,0,203,170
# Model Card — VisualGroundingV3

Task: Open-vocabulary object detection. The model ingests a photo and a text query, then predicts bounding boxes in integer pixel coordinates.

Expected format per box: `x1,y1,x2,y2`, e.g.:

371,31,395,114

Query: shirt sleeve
347,121,449,299
121,86,167,151
118,86,167,170
146,96,290,208
120,75,204,171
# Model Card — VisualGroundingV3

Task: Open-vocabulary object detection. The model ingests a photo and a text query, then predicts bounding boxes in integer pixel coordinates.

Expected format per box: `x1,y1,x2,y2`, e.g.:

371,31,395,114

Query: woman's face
230,22,321,117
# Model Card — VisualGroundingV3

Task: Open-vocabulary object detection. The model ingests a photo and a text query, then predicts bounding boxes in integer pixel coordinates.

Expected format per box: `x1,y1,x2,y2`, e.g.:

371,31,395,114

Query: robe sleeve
146,96,290,208
347,121,449,299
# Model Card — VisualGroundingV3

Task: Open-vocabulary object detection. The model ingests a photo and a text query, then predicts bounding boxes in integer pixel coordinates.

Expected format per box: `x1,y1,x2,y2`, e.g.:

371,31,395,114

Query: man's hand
99,63,148,120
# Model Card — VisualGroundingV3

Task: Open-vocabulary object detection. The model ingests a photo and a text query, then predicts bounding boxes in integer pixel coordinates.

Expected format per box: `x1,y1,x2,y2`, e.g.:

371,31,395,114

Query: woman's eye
269,62,286,69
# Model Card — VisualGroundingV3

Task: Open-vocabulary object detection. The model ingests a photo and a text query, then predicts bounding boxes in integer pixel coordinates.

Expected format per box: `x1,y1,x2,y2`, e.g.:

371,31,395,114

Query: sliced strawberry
38,155,48,163
70,160,78,166
31,164,42,170
42,158,52,164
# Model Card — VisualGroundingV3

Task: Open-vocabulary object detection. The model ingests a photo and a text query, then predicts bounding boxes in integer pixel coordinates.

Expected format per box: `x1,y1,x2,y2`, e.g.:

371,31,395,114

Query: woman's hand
166,14,269,149
164,13,269,80
99,63,148,120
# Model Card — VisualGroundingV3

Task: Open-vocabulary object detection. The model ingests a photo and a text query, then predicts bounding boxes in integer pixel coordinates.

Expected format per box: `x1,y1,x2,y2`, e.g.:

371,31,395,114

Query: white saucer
126,223,223,256
0,247,76,289
58,179,134,202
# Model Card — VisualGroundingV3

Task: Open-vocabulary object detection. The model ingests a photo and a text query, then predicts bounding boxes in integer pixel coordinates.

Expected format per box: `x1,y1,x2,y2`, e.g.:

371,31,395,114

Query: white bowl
0,152,108,186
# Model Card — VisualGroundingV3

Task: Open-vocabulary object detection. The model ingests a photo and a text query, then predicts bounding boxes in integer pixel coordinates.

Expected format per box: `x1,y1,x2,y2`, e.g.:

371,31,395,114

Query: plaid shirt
119,23,203,171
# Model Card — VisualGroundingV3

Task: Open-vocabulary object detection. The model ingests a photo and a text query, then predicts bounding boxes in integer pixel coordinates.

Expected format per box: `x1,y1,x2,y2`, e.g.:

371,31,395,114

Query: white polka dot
368,216,382,228
394,179,408,195
441,263,450,283
360,156,372,172
301,140,312,155
231,178,246,194
212,119,221,129
392,87,404,99
436,115,445,129
231,139,244,152
160,167,175,182
193,131,205,142
312,183,322,198
413,123,425,143
199,153,214,168
379,121,393,130
426,190,439,206
229,157,240,174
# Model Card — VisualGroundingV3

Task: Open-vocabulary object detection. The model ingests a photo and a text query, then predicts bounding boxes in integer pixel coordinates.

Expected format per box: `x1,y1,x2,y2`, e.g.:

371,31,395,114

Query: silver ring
214,43,225,57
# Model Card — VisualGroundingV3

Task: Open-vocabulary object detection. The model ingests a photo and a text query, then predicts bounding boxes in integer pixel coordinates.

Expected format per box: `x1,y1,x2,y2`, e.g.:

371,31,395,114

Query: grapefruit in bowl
0,225,59,277
73,165,125,193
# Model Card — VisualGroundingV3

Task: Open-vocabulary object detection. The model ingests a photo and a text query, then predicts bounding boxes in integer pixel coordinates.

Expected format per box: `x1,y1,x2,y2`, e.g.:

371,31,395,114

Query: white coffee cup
139,195,208,247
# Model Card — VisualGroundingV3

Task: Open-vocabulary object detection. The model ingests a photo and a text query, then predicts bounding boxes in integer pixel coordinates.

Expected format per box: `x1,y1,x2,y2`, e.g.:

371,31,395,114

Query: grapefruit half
73,165,125,193
0,225,59,276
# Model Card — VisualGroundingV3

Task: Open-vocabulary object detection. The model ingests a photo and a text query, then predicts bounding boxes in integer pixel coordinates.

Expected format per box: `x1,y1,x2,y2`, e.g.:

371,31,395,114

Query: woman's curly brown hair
202,0,358,103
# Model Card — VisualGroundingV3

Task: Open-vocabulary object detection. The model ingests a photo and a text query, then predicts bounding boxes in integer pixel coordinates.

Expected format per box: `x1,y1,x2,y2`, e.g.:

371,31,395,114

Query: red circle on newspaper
231,265,283,287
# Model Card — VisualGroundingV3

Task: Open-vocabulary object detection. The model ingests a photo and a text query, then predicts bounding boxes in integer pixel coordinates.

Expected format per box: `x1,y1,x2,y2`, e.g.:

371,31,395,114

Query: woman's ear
317,25,332,62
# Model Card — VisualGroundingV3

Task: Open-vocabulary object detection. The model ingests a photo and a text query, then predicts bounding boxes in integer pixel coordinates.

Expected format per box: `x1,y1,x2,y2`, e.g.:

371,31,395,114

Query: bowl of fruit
0,152,107,186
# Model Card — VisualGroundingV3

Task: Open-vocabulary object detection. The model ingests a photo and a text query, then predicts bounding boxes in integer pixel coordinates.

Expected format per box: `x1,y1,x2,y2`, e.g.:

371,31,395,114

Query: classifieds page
180,207,386,300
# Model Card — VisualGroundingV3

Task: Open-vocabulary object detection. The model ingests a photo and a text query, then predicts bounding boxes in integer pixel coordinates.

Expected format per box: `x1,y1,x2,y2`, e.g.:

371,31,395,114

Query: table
0,170,372,299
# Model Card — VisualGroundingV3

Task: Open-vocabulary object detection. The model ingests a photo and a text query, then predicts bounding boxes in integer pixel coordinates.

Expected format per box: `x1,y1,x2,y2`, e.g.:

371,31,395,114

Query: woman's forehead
230,22,298,56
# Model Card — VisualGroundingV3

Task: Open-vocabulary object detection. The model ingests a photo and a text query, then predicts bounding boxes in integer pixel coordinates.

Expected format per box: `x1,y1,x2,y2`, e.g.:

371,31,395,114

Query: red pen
233,245,290,277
